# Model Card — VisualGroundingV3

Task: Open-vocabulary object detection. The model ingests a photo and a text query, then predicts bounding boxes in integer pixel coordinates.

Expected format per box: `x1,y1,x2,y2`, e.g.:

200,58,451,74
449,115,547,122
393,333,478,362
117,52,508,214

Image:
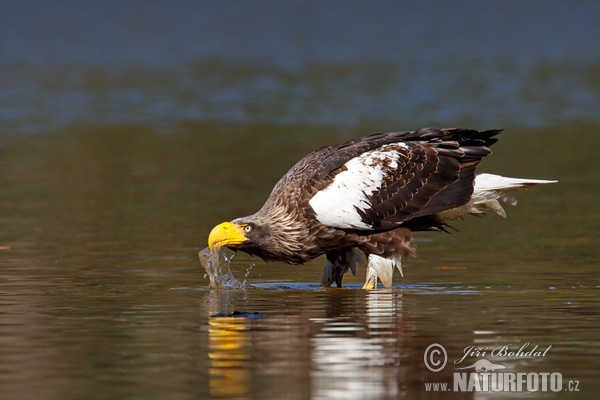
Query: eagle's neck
244,201,311,264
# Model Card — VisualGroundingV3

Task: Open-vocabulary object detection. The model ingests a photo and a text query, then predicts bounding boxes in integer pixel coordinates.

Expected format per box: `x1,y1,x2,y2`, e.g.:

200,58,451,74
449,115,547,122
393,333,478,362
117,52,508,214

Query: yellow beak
208,222,248,251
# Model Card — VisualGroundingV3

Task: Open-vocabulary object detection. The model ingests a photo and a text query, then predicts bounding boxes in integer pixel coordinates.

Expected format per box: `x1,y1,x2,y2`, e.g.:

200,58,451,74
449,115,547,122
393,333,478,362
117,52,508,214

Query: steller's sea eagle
207,128,556,289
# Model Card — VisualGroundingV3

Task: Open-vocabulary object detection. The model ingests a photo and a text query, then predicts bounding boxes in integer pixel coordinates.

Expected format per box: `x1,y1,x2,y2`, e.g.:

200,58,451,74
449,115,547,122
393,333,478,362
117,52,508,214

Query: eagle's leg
362,254,403,289
320,248,365,288
320,259,345,287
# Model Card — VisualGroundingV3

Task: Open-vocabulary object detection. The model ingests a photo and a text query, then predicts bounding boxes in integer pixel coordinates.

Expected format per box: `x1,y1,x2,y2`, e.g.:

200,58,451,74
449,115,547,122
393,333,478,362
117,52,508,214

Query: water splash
199,247,243,289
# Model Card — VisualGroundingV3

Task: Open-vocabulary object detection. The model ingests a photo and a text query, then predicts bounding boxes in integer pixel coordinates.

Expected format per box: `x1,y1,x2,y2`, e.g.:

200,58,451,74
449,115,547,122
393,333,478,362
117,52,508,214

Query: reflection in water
209,317,251,399
201,285,600,398
205,289,431,399
206,290,255,399
310,290,404,398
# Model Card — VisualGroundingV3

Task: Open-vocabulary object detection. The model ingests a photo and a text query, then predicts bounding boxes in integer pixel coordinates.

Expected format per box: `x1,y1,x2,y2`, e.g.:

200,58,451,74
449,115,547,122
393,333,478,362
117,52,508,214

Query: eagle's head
208,221,249,250
207,210,307,264
208,218,266,254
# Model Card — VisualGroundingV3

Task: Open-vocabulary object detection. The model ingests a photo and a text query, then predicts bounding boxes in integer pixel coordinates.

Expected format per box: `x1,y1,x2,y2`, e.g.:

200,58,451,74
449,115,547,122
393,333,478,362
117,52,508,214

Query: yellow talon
362,280,377,289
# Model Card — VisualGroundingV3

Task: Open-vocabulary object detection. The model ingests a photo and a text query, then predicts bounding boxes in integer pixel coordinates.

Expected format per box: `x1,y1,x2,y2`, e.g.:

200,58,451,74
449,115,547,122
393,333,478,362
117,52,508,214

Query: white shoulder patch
308,143,408,229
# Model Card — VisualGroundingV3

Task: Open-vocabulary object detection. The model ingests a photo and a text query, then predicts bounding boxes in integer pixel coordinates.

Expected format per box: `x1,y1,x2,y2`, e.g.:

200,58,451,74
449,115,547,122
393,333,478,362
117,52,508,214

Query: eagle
207,128,556,289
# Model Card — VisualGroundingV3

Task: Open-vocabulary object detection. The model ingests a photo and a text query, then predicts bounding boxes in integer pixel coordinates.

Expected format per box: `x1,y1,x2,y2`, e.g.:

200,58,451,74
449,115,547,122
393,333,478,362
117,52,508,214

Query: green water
1,124,598,399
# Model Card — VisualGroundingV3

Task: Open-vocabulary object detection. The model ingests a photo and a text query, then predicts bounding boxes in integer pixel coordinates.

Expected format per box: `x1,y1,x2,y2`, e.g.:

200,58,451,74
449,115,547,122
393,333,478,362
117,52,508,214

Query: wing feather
268,127,501,231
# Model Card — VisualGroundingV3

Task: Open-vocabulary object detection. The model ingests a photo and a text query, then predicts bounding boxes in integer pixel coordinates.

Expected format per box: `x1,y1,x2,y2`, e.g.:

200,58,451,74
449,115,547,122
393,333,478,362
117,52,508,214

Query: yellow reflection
208,317,251,399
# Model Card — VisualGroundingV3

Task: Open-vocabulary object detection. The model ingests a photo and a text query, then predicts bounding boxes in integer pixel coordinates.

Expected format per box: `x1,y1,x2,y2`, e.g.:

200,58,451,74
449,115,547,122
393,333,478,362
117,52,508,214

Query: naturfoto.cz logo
423,342,580,393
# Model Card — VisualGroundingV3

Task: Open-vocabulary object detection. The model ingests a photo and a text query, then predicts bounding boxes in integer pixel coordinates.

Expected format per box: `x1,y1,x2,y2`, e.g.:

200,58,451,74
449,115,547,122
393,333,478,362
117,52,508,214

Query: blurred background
1,1,599,132
1,1,598,399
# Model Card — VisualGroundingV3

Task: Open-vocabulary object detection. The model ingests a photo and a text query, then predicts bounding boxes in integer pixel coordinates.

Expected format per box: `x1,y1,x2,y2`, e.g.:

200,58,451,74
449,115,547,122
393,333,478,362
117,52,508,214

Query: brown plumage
207,127,556,288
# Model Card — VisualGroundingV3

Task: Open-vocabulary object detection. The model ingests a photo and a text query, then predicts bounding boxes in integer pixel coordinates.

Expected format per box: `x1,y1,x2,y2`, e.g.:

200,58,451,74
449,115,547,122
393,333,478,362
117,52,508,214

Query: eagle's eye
243,225,253,233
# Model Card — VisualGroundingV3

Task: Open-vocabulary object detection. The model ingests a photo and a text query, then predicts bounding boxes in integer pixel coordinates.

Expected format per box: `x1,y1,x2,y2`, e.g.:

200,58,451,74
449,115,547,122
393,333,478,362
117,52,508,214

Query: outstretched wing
304,128,500,230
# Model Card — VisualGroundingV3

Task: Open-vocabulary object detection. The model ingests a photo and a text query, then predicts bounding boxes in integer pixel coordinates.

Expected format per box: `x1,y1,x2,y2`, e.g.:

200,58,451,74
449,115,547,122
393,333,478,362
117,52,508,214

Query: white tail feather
473,173,557,191
363,173,556,290
438,173,557,220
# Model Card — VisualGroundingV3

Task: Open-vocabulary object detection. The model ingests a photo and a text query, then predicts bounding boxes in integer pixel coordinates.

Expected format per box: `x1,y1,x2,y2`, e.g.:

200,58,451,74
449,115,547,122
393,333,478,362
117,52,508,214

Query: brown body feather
228,128,501,285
